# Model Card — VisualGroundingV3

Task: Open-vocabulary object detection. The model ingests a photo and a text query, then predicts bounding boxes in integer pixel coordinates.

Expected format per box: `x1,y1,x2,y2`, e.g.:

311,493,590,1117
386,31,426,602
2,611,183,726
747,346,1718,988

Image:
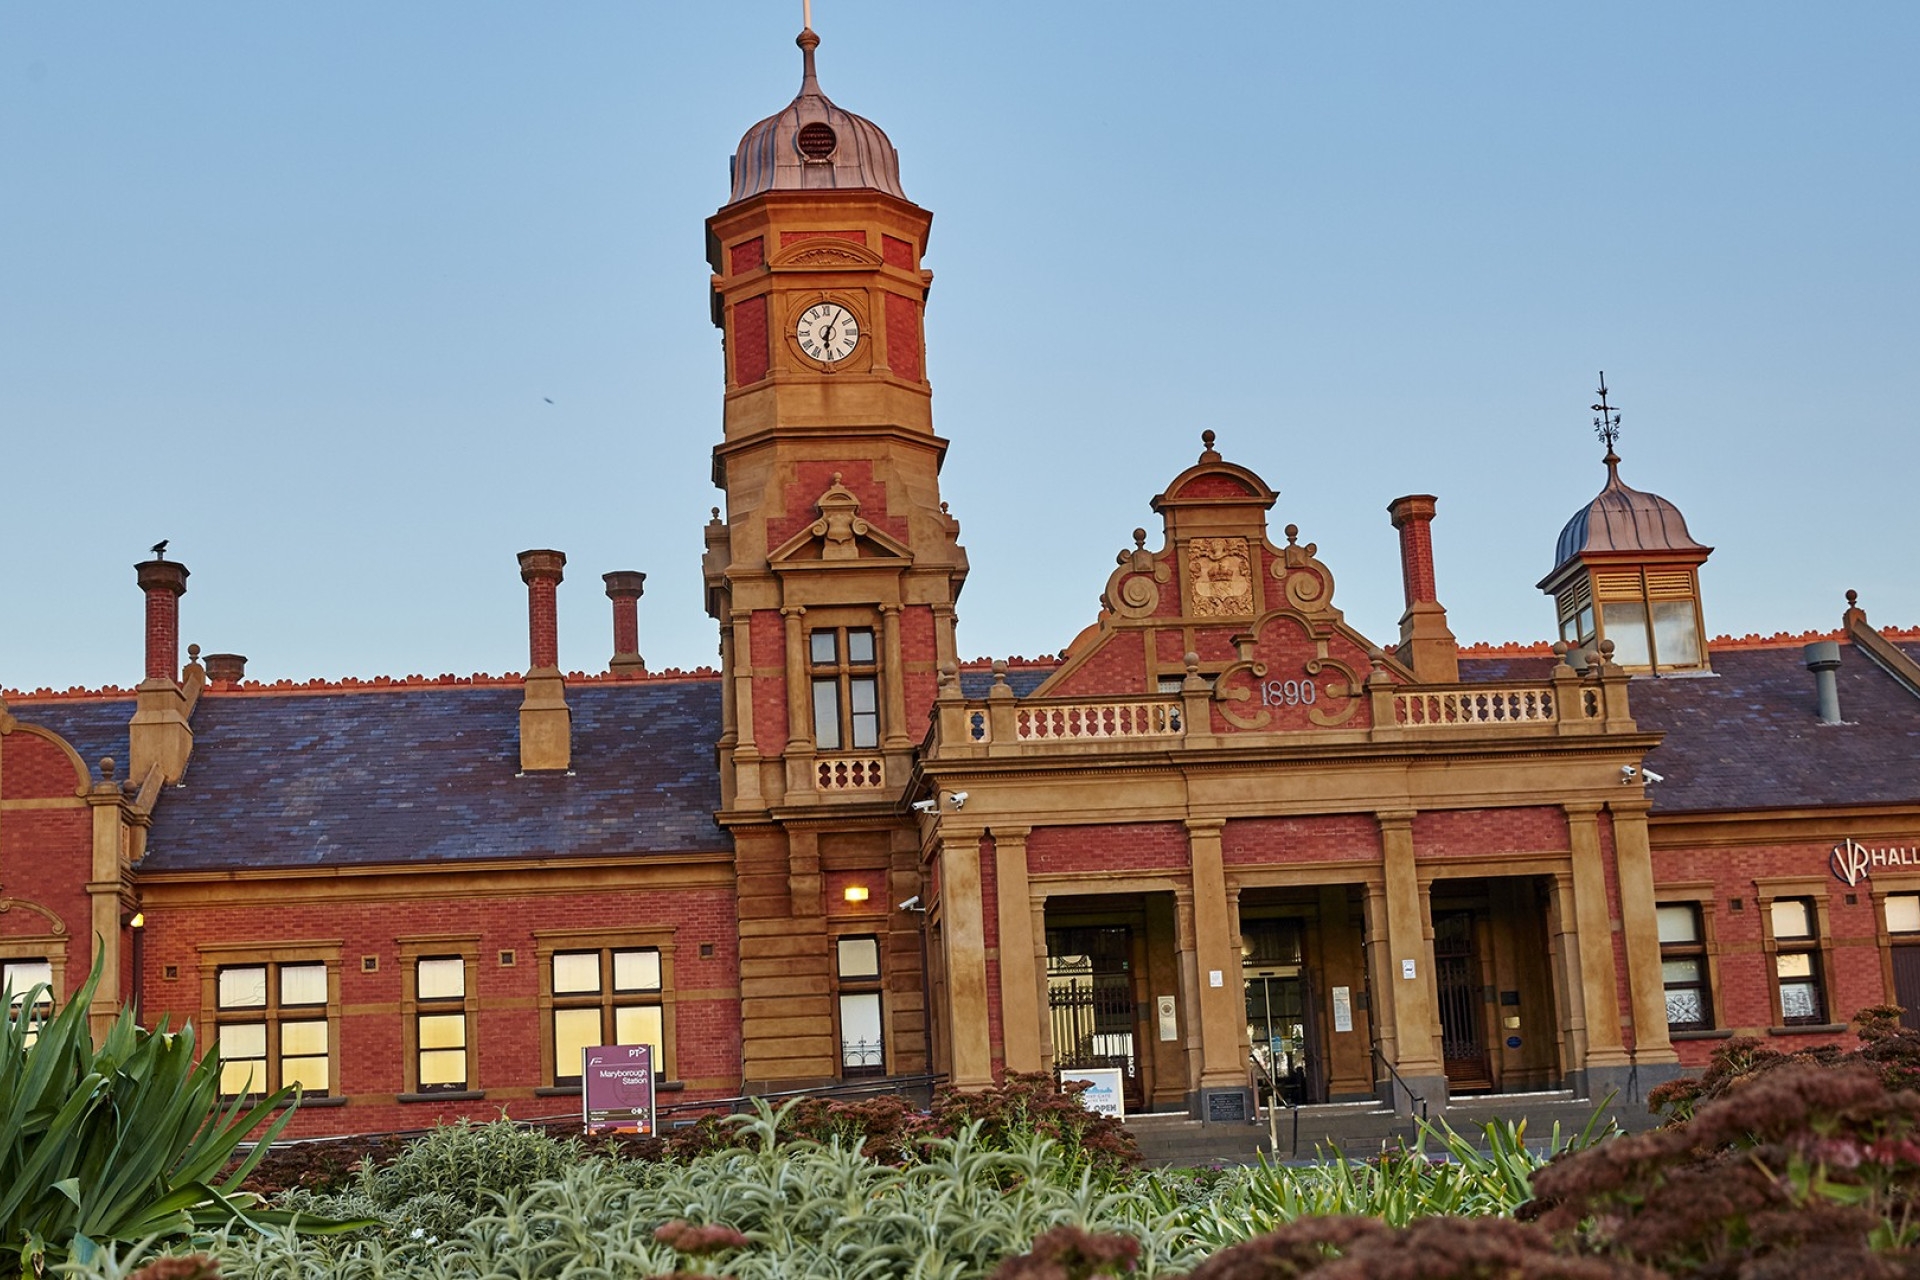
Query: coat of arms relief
1186,537,1255,618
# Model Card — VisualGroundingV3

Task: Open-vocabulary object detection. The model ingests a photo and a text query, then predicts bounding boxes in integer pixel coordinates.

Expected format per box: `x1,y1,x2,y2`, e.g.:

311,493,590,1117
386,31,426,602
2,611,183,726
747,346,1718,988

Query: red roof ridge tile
1456,640,1555,657
957,654,1065,670
6,667,726,703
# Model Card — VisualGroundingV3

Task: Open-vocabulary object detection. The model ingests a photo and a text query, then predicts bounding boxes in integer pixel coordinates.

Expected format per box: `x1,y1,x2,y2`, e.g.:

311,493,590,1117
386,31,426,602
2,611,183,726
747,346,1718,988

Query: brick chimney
603,571,648,675
517,549,570,772
129,558,196,783
1387,495,1459,683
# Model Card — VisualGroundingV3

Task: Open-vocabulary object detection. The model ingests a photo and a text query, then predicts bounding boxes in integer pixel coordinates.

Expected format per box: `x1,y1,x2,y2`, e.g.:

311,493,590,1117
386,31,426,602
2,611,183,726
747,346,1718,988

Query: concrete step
1125,1091,1660,1167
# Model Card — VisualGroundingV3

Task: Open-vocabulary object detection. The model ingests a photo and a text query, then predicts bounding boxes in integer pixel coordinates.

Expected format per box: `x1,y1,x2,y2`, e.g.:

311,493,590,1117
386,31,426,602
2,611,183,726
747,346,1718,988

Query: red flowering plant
1528,1060,1920,1275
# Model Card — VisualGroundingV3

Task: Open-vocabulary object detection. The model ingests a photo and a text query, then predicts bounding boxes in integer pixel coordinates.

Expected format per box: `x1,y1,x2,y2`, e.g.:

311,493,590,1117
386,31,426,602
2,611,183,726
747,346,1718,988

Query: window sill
536,1080,684,1098
280,1094,349,1109
399,1090,486,1104
1669,1029,1735,1041
1767,1023,1847,1037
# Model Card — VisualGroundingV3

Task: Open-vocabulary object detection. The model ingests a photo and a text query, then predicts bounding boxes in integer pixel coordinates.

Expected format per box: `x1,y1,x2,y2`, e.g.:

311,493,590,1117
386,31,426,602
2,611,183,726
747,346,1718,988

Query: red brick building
6,26,1920,1135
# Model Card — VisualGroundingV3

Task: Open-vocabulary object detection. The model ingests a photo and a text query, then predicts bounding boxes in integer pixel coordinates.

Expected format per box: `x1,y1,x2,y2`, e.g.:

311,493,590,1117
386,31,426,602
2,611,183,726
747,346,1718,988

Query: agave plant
0,950,360,1274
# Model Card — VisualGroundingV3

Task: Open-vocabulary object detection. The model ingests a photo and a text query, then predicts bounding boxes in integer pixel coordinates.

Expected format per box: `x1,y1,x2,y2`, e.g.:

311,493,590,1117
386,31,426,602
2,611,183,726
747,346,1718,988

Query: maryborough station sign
1830,838,1920,887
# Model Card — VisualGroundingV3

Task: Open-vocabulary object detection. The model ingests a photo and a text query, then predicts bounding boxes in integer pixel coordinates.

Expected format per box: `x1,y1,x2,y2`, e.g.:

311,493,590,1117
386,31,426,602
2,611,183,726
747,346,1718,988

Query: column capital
1563,801,1604,820
1375,809,1417,831
1185,817,1227,836
1607,797,1654,818
780,605,807,620
987,825,1032,843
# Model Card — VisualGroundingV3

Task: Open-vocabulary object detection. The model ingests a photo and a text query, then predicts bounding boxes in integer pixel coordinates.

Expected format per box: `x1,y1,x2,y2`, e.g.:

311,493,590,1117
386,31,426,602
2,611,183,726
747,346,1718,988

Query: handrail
1250,1053,1300,1157
1371,1047,1428,1123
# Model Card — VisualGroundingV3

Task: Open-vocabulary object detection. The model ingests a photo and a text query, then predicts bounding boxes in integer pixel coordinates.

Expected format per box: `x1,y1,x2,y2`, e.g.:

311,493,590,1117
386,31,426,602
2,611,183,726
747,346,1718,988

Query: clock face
795,302,860,364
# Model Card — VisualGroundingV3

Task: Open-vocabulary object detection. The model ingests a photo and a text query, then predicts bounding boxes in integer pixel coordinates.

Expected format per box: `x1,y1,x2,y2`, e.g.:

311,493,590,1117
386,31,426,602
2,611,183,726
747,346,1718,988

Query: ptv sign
582,1044,655,1134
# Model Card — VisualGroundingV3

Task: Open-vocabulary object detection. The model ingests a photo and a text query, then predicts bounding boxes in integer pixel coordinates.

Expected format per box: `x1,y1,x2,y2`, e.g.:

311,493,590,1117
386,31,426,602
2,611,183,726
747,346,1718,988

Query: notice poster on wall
582,1044,655,1134
1331,986,1353,1033
1060,1067,1126,1118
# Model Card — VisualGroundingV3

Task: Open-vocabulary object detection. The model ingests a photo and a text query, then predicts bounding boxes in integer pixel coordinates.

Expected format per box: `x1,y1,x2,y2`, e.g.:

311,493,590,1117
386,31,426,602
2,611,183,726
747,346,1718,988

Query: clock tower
703,24,966,1089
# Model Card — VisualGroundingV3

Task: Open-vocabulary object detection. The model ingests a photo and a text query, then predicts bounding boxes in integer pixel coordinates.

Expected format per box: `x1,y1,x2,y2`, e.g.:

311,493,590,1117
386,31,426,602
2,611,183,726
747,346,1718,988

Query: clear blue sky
4,3,1916,690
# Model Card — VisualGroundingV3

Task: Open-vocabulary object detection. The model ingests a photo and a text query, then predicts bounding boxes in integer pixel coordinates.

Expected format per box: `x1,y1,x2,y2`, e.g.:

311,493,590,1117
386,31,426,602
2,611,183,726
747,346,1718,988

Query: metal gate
1433,910,1491,1091
1046,925,1140,1106
1895,946,1920,1030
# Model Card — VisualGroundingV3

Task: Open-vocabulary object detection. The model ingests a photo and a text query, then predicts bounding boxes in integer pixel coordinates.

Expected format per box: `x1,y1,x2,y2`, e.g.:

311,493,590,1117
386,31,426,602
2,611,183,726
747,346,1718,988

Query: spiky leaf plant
0,951,361,1274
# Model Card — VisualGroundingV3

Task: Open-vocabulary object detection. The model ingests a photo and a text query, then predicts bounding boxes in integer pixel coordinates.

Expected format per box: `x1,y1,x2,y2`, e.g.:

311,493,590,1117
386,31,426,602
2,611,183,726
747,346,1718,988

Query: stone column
782,607,810,754
1565,804,1630,1082
1361,881,1398,1081
1173,888,1205,1098
879,604,912,750
1610,799,1679,1068
1377,811,1446,1110
1547,871,1591,1081
1187,819,1252,1119
939,832,993,1089
993,828,1041,1072
1031,898,1055,1071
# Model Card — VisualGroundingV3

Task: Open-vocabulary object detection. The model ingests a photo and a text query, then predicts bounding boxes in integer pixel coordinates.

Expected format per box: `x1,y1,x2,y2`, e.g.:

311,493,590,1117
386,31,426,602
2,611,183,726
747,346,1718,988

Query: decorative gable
768,474,914,568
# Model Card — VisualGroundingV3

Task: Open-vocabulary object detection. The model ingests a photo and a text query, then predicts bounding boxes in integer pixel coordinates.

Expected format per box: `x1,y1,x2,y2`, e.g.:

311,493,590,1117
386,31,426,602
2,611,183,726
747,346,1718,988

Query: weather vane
803,0,813,30
1592,372,1621,453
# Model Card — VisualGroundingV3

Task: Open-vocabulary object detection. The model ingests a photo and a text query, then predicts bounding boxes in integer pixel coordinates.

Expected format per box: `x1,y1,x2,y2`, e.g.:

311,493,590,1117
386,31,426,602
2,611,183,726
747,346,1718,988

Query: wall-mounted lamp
843,885,870,903
129,912,145,929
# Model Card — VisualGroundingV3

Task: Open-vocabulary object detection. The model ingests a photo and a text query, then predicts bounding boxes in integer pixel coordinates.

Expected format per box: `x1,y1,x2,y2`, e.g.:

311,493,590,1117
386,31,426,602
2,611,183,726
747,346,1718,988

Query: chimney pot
1386,495,1440,607
203,653,248,685
134,559,190,683
517,549,566,671
1804,641,1843,725
603,571,648,674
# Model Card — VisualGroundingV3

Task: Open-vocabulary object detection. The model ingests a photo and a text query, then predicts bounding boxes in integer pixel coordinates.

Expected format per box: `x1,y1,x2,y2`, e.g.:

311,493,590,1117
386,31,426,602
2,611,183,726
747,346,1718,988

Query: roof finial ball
1200,429,1220,462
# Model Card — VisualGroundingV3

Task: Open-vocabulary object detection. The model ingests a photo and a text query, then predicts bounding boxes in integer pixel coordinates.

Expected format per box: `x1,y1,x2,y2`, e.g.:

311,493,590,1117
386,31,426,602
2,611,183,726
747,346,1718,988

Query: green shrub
0,955,348,1274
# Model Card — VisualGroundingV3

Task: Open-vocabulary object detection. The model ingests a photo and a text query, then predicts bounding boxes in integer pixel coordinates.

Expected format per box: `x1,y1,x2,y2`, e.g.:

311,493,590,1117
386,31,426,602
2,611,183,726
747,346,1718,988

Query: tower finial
1591,371,1622,479
797,21,821,92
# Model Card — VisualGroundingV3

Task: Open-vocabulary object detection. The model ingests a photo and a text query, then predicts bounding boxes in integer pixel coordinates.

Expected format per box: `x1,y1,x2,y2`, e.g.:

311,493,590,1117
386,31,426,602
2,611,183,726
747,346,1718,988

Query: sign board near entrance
1061,1068,1126,1118
1331,985,1353,1033
582,1044,655,1134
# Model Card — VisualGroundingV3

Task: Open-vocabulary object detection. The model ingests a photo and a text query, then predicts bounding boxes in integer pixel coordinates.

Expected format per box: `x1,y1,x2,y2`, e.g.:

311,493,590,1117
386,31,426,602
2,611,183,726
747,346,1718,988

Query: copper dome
726,29,906,205
1550,450,1709,572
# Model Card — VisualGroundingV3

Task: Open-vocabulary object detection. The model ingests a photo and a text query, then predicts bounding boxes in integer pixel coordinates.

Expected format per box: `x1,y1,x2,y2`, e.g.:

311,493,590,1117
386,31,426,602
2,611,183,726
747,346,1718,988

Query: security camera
910,798,937,813
1642,768,1666,784
898,895,922,911
949,791,969,809
1620,765,1638,783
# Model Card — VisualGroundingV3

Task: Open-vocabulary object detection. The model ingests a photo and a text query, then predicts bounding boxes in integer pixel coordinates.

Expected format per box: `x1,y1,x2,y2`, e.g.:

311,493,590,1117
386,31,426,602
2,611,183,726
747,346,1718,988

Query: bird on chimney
150,539,169,560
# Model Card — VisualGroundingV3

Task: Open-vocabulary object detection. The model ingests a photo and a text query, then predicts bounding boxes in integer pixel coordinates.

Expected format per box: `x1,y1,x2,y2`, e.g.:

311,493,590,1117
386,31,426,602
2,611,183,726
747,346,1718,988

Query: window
809,627,879,750
551,948,663,1086
4,959,53,1045
215,961,331,1096
1770,898,1827,1026
1888,894,1920,935
1656,904,1712,1032
1590,569,1705,673
415,956,469,1093
836,935,884,1077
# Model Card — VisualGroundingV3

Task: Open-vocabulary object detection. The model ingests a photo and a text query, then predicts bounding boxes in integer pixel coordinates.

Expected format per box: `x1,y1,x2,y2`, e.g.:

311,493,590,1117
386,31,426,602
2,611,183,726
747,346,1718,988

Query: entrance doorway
1242,919,1325,1107
1046,925,1143,1110
1894,946,1920,1030
1434,909,1492,1092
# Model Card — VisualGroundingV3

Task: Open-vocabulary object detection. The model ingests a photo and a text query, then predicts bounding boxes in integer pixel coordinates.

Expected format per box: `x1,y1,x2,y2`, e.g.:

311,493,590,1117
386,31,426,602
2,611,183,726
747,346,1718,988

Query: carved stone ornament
810,474,870,561
0,897,70,936
1270,524,1337,614
1212,614,1363,731
1186,537,1255,618
1103,527,1170,619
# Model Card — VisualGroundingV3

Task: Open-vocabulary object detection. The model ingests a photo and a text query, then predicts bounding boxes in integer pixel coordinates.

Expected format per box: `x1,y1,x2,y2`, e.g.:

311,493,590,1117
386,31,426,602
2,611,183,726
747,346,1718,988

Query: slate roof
4,698,133,783
140,680,728,871
957,666,1056,699
1627,641,1920,814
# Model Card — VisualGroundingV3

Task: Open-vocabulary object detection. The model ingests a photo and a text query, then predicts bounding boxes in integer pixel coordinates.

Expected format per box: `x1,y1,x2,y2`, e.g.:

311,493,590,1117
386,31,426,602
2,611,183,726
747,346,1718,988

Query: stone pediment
769,474,913,567
769,238,885,272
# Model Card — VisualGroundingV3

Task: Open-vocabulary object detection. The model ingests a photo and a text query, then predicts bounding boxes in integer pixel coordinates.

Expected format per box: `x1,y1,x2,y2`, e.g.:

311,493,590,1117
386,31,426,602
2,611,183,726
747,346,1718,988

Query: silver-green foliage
1145,1111,1618,1255
88,1101,1204,1280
